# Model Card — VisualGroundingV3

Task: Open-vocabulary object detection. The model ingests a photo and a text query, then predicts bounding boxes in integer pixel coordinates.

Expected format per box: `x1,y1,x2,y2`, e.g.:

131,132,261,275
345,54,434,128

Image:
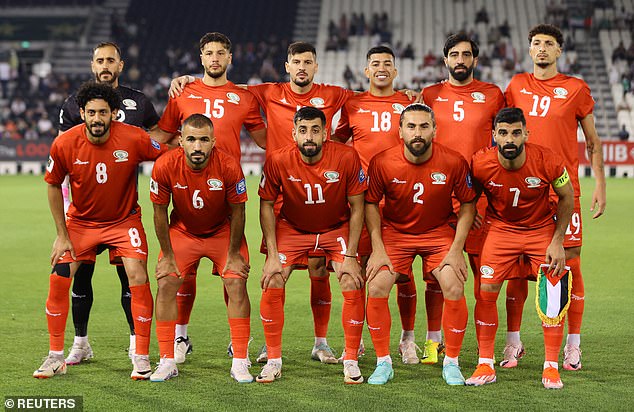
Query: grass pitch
0,175,633,411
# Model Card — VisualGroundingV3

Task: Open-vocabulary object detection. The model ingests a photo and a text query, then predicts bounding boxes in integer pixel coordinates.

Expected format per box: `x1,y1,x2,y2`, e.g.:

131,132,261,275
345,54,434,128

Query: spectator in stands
618,125,630,141
402,43,415,59
475,6,489,25
343,64,355,89
613,41,627,63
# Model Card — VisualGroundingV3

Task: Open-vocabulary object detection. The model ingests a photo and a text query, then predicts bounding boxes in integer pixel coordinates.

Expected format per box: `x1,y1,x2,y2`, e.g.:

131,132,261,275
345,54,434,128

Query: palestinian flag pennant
536,264,572,326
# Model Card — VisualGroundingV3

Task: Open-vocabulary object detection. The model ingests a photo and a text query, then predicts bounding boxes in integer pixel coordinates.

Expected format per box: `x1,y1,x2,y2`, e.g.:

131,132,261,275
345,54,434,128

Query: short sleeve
157,96,182,134
140,95,160,129
58,96,81,132
333,104,352,141
453,158,476,203
150,158,171,205
44,140,68,185
224,156,248,204
575,82,594,120
365,156,385,204
258,156,281,201
345,149,367,196
243,92,266,132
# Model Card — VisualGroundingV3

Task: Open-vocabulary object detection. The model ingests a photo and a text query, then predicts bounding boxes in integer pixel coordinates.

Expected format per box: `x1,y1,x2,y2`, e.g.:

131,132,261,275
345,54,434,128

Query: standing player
505,24,606,370
151,32,265,363
58,42,162,366
35,82,168,379
421,32,506,365
466,107,574,389
150,114,252,383
256,107,366,384
365,104,475,385
332,46,419,364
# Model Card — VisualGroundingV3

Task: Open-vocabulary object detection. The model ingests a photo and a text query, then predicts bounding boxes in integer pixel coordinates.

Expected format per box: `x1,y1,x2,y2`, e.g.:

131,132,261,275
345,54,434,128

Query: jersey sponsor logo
488,180,503,187
113,150,129,162
392,103,405,113
74,158,89,165
176,292,192,297
122,99,137,110
207,178,223,191
150,178,159,195
173,182,188,189
279,97,290,105
47,156,54,172
568,235,581,241
358,168,366,183
435,96,449,102
71,292,86,298
430,172,447,184
553,168,570,188
366,324,380,330
287,175,301,182
151,139,161,150
310,97,325,108
135,315,152,323
324,170,340,183
227,92,240,104
391,177,406,184
347,319,364,326
187,94,203,99
134,248,147,255
236,178,247,194
525,176,542,188
45,308,62,317
520,88,532,95
260,314,273,323
357,107,370,113
475,319,496,326
450,327,466,333
480,265,495,279
471,92,486,103
553,87,568,99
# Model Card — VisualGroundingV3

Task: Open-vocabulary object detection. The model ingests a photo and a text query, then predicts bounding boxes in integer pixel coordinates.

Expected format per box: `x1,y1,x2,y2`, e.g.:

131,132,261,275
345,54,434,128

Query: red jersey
505,73,594,195
471,143,568,229
423,79,505,162
248,82,353,155
366,143,475,234
150,147,247,236
158,79,265,160
334,91,414,171
259,141,366,233
45,122,167,226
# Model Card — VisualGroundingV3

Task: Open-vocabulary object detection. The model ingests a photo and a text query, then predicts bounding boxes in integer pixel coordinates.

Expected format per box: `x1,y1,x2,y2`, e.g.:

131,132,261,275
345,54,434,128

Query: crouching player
150,114,252,382
466,108,573,389
364,103,475,385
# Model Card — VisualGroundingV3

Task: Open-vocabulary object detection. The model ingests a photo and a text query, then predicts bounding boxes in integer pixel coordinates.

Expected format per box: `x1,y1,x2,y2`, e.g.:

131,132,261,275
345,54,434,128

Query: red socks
176,274,196,325
260,288,285,359
443,297,468,358
46,274,72,352
129,283,153,356
309,275,332,339
341,289,364,361
228,317,250,359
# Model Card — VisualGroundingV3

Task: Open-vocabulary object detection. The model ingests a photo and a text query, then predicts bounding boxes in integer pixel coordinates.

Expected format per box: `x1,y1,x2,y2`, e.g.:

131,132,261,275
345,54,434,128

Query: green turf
1,175,633,411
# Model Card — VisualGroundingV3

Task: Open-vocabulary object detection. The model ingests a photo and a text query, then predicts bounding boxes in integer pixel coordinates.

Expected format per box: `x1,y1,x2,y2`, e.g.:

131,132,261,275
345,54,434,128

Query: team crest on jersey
278,253,287,264
113,150,129,162
430,172,447,185
525,176,542,188
471,92,486,103
151,139,161,150
227,92,240,104
150,178,159,195
310,97,325,108
122,99,137,110
392,103,405,113
553,87,568,99
207,178,223,190
324,171,340,183
480,265,495,279
236,178,246,194
47,156,54,172
358,168,366,183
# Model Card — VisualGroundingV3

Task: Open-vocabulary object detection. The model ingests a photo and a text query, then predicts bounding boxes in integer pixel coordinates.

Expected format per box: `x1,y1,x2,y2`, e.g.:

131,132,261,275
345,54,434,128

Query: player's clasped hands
50,235,75,267
155,254,181,279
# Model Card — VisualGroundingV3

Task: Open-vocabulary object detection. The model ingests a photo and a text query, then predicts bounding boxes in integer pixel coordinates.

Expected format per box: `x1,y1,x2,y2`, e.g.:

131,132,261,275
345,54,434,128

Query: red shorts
275,219,349,267
479,223,555,284
167,224,249,279
382,224,454,282
357,224,372,257
464,197,488,255
59,214,148,264
562,198,582,248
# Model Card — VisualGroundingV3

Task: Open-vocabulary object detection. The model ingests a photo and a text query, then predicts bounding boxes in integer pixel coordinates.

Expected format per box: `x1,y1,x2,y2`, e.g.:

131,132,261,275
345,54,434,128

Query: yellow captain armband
553,168,570,188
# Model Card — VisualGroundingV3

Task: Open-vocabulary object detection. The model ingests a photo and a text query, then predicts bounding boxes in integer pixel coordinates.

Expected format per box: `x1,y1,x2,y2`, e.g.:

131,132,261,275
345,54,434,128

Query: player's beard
205,65,228,79
292,72,312,88
95,70,120,85
536,61,552,69
298,141,322,158
186,150,209,168
87,120,110,139
500,143,524,160
449,64,474,82
405,138,431,157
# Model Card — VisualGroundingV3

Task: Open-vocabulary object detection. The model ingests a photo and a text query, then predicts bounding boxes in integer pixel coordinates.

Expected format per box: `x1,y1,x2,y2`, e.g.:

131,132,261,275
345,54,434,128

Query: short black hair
528,24,564,47
494,107,526,128
443,32,479,58
399,103,435,126
366,45,395,60
199,32,232,52
93,42,122,60
293,106,326,126
183,113,214,130
287,41,316,59
76,81,121,111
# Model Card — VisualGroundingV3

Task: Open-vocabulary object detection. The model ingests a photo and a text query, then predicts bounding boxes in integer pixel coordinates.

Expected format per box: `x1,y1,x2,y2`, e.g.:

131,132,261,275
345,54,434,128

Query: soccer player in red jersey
333,46,420,364
365,103,476,385
466,107,574,389
150,114,252,383
35,82,169,380
421,33,507,365
505,24,606,370
152,33,265,363
256,107,366,384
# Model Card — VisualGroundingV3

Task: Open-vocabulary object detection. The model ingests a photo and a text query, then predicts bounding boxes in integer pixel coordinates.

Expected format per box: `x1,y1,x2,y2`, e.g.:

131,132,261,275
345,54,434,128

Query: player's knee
223,278,247,296
367,273,392,298
442,280,464,300
307,257,328,276
479,283,502,299
52,263,71,278
157,274,182,293
265,273,285,289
